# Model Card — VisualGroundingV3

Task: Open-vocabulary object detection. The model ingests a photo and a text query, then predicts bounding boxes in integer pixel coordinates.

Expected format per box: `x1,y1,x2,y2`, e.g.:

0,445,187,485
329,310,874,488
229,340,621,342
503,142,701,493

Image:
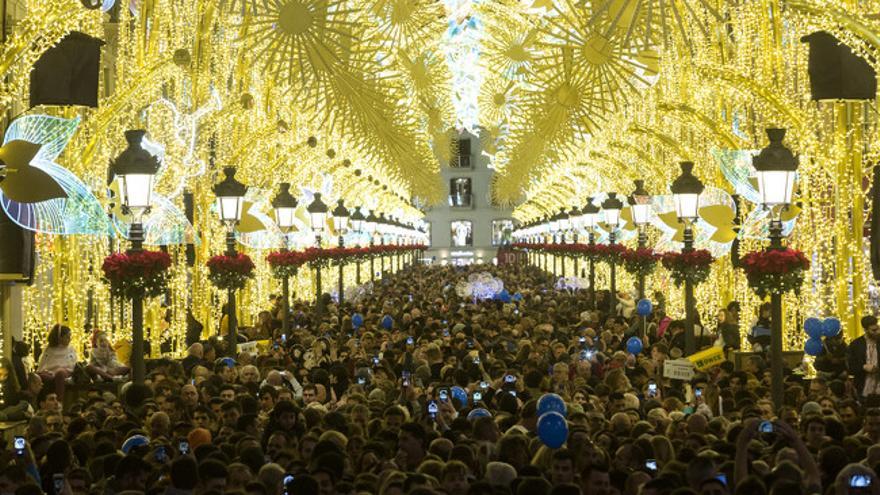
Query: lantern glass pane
120,174,154,210
217,196,243,222
673,193,700,220
310,212,326,232
757,170,795,206
603,208,621,227
274,207,296,230
632,203,651,225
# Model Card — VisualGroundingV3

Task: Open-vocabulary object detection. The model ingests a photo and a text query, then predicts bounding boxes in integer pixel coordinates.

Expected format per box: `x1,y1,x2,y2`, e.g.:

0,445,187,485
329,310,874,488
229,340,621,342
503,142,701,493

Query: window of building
449,178,472,207
450,138,472,168
492,219,514,246
451,220,473,247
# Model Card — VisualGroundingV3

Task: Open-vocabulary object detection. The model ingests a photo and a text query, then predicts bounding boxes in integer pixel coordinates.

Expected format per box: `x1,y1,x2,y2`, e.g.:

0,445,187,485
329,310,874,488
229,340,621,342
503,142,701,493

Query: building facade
423,132,516,265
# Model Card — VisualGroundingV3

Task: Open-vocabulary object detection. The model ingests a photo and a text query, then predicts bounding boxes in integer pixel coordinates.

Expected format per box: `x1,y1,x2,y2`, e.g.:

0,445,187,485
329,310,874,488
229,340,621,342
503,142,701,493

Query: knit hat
121,435,149,454
187,428,212,451
801,401,822,416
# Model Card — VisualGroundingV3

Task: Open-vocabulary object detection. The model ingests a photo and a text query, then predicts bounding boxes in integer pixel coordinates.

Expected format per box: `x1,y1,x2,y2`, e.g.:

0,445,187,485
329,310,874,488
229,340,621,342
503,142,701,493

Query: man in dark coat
846,315,880,400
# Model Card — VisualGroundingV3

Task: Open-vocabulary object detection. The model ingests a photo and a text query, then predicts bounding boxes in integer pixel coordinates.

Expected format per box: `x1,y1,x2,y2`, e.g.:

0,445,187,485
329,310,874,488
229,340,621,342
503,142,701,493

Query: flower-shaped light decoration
0,115,112,235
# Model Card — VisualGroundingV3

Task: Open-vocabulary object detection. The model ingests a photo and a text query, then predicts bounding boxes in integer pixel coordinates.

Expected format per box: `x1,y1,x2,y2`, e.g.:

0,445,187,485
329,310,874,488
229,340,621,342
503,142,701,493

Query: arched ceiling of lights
6,0,880,225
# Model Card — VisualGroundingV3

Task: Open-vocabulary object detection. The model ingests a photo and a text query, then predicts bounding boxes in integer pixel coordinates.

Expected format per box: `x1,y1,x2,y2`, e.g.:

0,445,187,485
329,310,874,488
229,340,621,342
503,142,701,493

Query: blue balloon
467,408,492,421
626,337,644,355
822,318,841,337
352,313,364,329
498,289,511,303
804,337,824,356
513,293,523,302
451,386,468,408
636,299,653,317
804,317,823,339
381,315,394,330
537,412,569,449
537,393,567,418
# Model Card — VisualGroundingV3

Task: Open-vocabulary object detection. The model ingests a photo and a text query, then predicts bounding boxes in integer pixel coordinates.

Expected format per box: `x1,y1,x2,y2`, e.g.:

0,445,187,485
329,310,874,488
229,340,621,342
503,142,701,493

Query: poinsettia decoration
593,244,627,265
740,248,810,298
661,249,714,286
266,251,307,279
102,250,172,299
621,247,661,278
207,253,255,290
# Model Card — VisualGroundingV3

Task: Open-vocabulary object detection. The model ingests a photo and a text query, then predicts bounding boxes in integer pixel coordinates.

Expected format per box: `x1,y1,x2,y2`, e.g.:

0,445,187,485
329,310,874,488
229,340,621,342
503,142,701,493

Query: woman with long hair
37,324,78,398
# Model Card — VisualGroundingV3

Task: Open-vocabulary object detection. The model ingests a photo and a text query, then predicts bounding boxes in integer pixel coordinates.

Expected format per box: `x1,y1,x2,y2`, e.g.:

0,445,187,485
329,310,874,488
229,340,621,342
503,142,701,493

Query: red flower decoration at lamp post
740,248,810,298
661,249,714,286
102,250,172,299
206,253,255,291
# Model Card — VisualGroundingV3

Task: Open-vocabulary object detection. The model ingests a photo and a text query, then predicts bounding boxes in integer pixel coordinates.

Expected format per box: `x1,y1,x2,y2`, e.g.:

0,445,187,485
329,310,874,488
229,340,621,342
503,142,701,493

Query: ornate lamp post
753,128,799,409
110,129,160,384
671,162,705,356
332,200,349,310
602,193,623,315
350,207,365,284
213,167,248,356
581,198,600,308
556,208,570,277
307,193,329,301
377,213,389,276
272,183,297,336
629,179,652,299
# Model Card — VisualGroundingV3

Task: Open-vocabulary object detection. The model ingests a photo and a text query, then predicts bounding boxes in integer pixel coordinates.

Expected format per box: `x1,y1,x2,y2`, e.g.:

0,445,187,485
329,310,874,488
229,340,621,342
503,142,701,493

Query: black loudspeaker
801,31,876,101
30,31,105,108
0,207,35,283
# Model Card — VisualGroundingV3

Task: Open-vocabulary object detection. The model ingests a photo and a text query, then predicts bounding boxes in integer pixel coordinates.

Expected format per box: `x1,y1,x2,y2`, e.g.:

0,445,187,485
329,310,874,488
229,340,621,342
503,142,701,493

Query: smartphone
443,320,448,325
155,446,168,463
579,336,587,345
473,356,480,365
473,391,483,402
281,334,287,343
514,309,519,315
850,475,872,488
402,371,411,387
283,474,295,495
357,377,366,385
52,474,64,495
715,473,728,486
480,381,488,389
14,436,25,456
427,400,439,419
504,374,516,384
372,356,380,366
467,339,474,348
191,379,196,386
443,329,450,337
759,420,774,433
645,459,657,471
439,389,449,401
406,337,414,346
647,382,658,398
694,387,702,398
179,441,190,455
509,390,517,397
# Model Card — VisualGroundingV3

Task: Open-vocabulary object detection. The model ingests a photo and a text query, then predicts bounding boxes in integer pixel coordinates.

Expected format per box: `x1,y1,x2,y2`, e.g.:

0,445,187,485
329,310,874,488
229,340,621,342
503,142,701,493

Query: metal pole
315,234,322,302
589,231,596,310
338,235,345,307
356,259,361,285
129,221,145,385
226,229,238,357
683,224,695,356
573,233,579,281
609,229,617,316
769,218,785,410
370,238,375,283
637,227,647,300
281,274,290,336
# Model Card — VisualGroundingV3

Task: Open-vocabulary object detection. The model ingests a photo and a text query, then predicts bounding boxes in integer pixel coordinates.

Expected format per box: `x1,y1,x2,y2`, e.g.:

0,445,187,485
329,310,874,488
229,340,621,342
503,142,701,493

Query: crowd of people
1,263,879,495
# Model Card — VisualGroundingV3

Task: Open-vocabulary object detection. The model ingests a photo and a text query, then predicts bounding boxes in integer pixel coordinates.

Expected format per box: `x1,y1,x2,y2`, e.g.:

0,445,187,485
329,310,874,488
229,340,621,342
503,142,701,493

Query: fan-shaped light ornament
0,115,111,235
651,186,738,258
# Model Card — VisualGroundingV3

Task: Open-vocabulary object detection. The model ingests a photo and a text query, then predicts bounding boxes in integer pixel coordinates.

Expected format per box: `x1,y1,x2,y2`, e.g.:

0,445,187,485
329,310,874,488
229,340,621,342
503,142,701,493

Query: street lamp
350,207,366,284
307,193,329,301
581,198,601,308
569,206,582,278
332,200,349,311
272,183,297,336
110,129,160,385
629,179,652,299
213,166,248,356
670,161,705,356
602,193,623,316
753,128,798,410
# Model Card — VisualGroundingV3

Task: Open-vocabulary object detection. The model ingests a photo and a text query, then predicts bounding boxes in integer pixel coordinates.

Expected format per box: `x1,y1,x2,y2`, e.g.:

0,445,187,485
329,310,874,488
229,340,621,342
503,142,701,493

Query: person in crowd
36,324,77,398
848,315,880,402
86,330,129,381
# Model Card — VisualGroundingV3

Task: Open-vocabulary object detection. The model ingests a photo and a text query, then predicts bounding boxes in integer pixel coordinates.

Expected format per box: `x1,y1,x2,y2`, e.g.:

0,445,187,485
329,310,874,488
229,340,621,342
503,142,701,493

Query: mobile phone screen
179,441,189,455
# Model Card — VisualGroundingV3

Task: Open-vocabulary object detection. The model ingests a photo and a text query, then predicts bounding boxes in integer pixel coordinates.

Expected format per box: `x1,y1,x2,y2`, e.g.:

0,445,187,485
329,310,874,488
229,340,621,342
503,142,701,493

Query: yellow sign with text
687,346,725,371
